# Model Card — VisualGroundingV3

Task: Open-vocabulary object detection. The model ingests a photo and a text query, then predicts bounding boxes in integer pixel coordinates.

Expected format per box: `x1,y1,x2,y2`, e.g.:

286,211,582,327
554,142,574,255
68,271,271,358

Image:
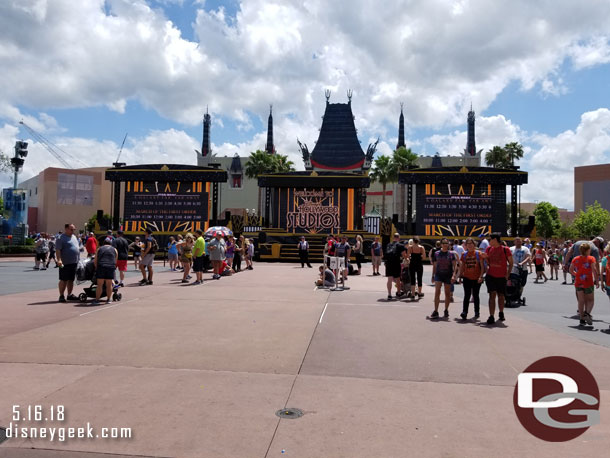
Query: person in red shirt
483,233,513,325
459,238,486,320
85,233,98,257
569,242,600,326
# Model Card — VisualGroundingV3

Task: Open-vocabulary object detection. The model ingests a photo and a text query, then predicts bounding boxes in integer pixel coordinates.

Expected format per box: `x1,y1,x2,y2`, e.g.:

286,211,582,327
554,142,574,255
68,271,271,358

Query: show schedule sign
416,183,506,237
123,181,208,232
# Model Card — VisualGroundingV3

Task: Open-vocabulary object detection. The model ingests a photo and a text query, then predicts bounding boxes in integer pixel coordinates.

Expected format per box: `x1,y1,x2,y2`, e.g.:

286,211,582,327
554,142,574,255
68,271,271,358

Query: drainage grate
275,408,304,419
0,427,7,444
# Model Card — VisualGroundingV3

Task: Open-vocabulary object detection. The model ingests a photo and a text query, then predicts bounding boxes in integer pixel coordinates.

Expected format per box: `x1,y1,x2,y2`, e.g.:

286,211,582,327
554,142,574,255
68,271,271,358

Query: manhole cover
0,427,8,444
275,408,304,419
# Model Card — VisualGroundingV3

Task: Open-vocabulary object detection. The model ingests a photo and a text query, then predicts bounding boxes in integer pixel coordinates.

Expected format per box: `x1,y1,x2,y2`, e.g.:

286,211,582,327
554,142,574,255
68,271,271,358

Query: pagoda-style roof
229,154,242,174
310,101,365,170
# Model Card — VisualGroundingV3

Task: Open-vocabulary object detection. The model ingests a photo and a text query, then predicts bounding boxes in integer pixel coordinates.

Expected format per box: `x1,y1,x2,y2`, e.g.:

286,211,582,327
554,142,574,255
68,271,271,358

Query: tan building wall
574,163,610,239
19,167,113,234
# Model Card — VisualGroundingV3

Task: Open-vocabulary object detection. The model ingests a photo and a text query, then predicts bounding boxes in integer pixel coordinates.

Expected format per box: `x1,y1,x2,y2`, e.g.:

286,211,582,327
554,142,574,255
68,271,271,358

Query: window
57,173,93,205
231,174,243,189
35,187,37,195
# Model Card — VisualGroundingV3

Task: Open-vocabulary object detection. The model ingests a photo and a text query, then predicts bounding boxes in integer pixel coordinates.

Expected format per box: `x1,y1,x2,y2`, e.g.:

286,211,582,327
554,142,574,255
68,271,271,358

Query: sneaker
186,275,192,280
91,299,101,305
486,316,495,325
460,312,467,320
431,311,439,319
119,282,124,287
561,281,567,284
181,279,189,283
387,295,392,300
66,294,78,301
248,266,253,270
418,293,424,298
443,310,449,318
33,266,39,270
474,313,480,319
579,319,586,326
41,267,47,270
499,312,505,322
139,279,148,285
585,312,593,325
58,295,66,303
193,281,201,285
147,281,153,285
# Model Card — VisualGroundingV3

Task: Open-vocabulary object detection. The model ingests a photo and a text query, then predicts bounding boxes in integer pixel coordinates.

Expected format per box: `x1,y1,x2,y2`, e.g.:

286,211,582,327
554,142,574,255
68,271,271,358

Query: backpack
149,237,159,253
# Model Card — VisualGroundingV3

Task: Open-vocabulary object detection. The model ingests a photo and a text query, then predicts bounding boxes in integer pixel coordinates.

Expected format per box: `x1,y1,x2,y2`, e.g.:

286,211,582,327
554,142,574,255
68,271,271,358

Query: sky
2,0,610,210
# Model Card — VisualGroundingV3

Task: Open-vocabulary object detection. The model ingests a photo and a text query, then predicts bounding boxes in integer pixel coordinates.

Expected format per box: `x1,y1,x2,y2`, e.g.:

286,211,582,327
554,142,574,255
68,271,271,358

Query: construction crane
113,133,127,168
18,120,89,169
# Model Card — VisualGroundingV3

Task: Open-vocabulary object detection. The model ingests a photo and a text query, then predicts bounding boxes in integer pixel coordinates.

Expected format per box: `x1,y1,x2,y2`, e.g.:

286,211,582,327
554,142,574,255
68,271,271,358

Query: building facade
574,163,610,238
19,167,113,234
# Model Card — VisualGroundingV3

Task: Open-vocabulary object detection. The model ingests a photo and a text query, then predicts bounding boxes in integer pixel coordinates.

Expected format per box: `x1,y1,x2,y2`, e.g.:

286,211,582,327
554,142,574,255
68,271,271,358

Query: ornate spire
396,102,405,150
265,104,275,154
202,106,211,157
466,104,476,156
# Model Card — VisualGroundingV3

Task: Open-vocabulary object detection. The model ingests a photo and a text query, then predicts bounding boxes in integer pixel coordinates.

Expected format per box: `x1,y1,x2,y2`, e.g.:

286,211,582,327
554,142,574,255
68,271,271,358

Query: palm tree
369,155,397,219
392,147,419,224
271,154,295,173
245,150,273,214
485,145,507,168
504,142,524,167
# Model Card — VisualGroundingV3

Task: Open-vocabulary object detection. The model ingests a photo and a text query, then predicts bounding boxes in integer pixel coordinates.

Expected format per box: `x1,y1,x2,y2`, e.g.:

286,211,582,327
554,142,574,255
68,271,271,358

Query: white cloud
1,0,610,131
522,108,610,209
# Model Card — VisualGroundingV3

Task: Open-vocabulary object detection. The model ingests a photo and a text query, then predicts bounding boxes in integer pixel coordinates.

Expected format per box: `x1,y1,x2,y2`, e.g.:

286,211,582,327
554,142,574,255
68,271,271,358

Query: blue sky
2,0,610,210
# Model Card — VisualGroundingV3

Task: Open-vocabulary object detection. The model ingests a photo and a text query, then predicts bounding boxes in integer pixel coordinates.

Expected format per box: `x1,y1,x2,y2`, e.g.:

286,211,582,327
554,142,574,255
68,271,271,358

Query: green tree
571,201,610,239
86,213,112,232
485,142,525,169
556,221,578,241
392,147,419,223
245,150,274,215
271,154,295,173
533,201,561,240
485,146,507,168
369,155,397,219
504,142,524,166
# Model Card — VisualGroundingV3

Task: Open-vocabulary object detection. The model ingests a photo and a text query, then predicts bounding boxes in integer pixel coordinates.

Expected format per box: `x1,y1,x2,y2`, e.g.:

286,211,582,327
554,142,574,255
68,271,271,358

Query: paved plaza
0,259,609,457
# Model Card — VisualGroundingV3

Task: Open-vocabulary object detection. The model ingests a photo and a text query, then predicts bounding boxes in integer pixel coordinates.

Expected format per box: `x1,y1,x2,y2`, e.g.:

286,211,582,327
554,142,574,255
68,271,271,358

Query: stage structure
105,164,227,233
258,172,370,233
399,166,528,238
253,91,376,262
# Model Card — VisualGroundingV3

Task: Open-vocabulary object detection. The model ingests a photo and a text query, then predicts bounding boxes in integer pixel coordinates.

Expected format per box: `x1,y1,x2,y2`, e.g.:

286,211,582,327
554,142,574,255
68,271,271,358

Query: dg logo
513,356,600,441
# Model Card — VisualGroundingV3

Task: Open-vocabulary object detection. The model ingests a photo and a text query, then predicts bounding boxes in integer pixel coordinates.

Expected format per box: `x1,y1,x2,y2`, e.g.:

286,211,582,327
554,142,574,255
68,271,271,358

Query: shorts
193,256,205,272
168,253,178,262
385,262,401,278
605,286,610,298
372,255,381,266
133,252,141,258
535,263,544,272
116,260,128,272
576,286,595,294
97,265,116,280
485,275,507,295
58,263,77,282
141,253,154,267
434,272,453,285
36,252,47,261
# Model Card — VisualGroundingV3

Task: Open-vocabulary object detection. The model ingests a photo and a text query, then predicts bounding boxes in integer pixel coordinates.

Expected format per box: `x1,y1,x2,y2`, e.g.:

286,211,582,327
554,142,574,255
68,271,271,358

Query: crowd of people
37,225,610,329
43,223,256,305
379,233,610,327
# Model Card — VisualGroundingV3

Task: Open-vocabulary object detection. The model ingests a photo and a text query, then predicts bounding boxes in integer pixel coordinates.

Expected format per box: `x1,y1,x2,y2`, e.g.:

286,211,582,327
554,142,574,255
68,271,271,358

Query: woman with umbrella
206,227,230,279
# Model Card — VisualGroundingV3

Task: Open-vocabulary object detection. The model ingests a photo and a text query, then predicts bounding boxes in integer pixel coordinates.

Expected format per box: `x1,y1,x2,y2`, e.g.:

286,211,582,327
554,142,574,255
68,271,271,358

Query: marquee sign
286,190,340,232
416,183,505,237
123,180,209,232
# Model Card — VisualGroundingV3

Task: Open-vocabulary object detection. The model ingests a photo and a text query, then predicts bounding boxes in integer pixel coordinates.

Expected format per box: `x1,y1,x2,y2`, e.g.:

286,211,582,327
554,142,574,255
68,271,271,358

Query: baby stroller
506,266,527,307
75,258,122,303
